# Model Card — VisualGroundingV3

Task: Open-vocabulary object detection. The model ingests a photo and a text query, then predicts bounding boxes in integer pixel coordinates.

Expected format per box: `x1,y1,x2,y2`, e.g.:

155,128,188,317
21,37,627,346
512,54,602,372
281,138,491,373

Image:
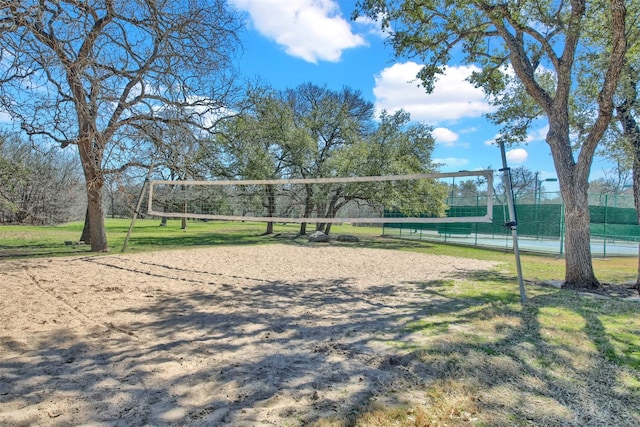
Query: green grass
0,218,285,258
2,219,640,426
0,219,395,257
343,279,640,426
1,217,637,285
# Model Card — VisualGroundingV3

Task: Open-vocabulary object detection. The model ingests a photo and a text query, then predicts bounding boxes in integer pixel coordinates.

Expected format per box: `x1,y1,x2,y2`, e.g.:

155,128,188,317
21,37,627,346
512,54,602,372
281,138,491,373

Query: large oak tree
355,0,628,289
0,0,242,251
281,83,375,235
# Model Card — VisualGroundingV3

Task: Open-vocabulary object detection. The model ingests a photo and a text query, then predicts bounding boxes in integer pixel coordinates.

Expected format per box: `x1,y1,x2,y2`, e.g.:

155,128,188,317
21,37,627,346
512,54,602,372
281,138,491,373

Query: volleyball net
146,170,493,224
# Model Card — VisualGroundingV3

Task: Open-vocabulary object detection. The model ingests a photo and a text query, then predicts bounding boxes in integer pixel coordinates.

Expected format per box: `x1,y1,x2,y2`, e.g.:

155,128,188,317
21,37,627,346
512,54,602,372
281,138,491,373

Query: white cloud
483,133,511,146
526,125,548,142
353,15,386,37
459,126,478,134
432,127,458,146
0,109,13,123
373,62,495,123
433,157,469,170
506,148,528,163
484,137,498,146
231,0,367,63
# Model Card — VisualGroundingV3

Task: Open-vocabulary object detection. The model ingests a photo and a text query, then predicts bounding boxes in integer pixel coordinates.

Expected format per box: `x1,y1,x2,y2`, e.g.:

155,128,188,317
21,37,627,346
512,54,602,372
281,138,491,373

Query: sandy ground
0,243,497,426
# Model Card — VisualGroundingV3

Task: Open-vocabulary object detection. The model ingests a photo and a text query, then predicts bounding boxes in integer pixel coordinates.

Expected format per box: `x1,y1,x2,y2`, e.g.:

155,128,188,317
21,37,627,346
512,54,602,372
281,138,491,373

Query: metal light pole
537,177,558,205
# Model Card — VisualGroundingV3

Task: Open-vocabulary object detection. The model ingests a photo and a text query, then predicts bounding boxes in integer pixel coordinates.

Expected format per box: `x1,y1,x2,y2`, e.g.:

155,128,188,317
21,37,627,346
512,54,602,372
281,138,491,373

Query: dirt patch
0,244,497,426
591,282,640,299
542,279,640,300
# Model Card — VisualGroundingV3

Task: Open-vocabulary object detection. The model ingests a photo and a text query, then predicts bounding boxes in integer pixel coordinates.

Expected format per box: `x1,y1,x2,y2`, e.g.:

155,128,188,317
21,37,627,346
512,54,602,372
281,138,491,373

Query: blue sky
0,0,616,192
230,0,619,191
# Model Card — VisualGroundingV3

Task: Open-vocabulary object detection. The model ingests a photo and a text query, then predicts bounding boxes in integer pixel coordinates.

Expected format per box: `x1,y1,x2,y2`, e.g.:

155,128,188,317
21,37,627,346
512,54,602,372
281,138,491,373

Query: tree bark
181,183,187,230
80,207,91,244
298,184,314,235
78,141,108,252
547,122,599,288
324,223,333,235
86,183,107,252
181,210,187,230
264,185,275,235
561,186,598,288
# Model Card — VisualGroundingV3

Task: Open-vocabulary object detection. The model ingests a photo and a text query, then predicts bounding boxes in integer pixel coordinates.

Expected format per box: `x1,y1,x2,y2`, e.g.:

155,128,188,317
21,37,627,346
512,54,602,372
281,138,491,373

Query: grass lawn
1,218,639,425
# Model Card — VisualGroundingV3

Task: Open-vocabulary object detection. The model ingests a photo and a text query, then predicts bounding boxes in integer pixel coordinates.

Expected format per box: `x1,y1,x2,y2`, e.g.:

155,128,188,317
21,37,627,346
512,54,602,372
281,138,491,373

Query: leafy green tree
484,1,639,284
210,88,444,235
613,62,640,286
281,83,375,234
355,0,628,289
315,109,445,234
0,0,242,251
212,86,299,234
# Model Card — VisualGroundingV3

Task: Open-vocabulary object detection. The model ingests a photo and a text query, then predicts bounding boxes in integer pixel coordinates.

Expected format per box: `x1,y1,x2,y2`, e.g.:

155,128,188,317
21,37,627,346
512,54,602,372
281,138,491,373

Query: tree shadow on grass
125,231,269,249
395,279,640,426
0,243,92,259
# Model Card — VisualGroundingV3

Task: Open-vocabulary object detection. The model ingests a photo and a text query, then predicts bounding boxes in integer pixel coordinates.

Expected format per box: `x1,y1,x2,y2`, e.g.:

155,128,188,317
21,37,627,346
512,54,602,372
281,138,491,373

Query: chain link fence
383,191,640,257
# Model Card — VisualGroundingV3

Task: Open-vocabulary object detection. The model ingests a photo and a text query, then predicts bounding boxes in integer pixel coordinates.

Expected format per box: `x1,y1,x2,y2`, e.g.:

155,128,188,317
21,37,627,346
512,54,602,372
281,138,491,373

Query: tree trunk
299,184,314,235
561,187,599,288
78,142,108,252
501,0,625,291
160,205,168,226
181,186,187,230
89,192,107,251
80,207,91,244
264,185,275,235
315,201,327,232
321,194,347,237
547,126,599,289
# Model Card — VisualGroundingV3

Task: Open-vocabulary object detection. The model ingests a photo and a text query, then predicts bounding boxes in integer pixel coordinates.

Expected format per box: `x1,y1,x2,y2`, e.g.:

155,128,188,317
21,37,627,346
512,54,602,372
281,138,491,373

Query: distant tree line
146,82,445,235
0,132,84,224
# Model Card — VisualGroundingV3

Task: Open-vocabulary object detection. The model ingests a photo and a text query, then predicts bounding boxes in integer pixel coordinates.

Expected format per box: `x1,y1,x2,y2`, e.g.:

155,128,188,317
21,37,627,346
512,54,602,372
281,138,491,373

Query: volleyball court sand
0,244,497,426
